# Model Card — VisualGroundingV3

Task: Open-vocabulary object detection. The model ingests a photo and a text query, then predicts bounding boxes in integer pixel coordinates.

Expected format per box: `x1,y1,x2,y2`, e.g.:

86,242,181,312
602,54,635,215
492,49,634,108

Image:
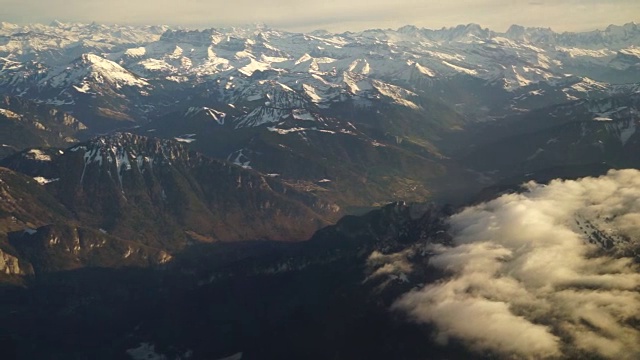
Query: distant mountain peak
46,53,151,89
49,19,65,27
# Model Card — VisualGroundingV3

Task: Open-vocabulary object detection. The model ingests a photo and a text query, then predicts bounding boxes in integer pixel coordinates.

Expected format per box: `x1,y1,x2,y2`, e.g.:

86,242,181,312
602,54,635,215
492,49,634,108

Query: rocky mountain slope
0,132,344,284
1,21,639,209
0,202,464,360
3,132,337,244
459,92,640,177
0,96,87,158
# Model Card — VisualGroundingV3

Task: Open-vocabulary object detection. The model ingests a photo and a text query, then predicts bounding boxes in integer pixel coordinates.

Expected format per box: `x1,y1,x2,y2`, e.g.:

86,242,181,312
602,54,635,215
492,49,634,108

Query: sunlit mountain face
0,19,638,360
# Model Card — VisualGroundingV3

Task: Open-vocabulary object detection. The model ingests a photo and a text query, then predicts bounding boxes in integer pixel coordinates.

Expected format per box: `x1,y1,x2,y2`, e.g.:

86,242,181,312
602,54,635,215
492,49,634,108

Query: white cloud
367,250,414,275
393,169,640,359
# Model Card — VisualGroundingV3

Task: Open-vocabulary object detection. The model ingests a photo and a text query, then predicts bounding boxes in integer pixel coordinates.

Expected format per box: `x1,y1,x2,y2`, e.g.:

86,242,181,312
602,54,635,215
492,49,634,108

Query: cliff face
0,133,344,280
0,248,27,275
3,133,338,247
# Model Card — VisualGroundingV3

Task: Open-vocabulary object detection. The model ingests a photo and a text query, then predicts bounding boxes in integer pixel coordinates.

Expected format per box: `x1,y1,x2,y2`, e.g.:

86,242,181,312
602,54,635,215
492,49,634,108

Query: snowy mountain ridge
0,21,638,132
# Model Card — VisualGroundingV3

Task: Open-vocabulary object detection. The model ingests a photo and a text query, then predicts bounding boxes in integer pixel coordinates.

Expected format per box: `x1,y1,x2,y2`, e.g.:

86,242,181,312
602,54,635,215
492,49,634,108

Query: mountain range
2,21,638,208
0,20,639,359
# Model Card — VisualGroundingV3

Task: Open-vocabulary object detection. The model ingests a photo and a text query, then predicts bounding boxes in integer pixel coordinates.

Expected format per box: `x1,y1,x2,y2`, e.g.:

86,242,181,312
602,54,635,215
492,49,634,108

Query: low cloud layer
393,169,640,359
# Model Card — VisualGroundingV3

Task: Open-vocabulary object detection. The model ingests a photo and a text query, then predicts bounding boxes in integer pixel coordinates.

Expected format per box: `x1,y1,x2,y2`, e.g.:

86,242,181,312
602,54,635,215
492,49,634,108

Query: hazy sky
1,0,638,32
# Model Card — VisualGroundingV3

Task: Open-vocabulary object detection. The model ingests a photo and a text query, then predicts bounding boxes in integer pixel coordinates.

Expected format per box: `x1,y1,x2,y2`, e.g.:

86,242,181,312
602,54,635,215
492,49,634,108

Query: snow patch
618,121,636,145
229,149,251,169
70,145,86,152
302,84,324,103
372,80,419,109
441,60,478,75
174,137,196,143
292,109,315,121
72,82,91,93
412,61,435,77
126,343,166,360
185,107,226,125
526,148,544,161
33,176,59,185
26,149,51,161
238,58,271,76
0,108,20,119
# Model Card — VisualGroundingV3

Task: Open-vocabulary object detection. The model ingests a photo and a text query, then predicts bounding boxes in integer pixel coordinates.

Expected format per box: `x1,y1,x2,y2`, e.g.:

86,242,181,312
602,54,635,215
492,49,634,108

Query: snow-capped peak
46,53,149,90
